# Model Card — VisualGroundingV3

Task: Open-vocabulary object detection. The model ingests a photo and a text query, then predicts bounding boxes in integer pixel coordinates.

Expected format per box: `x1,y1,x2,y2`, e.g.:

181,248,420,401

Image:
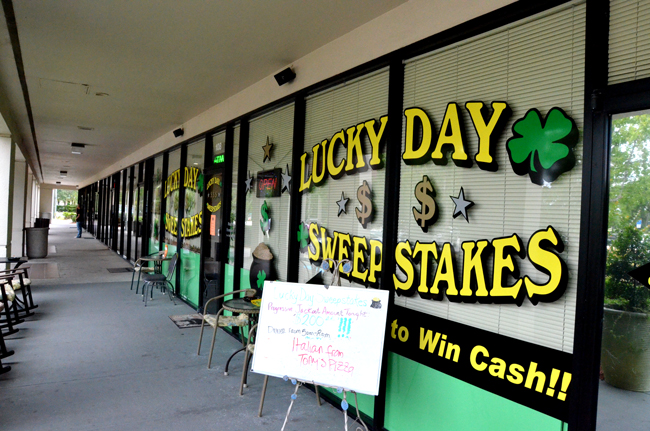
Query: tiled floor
0,223,344,431
597,380,650,430
23,262,59,279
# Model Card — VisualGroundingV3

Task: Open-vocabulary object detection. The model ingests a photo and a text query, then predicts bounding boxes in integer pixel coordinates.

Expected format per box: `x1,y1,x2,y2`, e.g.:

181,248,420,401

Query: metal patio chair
0,276,23,336
197,288,256,369
141,253,178,307
130,250,165,293
0,267,37,317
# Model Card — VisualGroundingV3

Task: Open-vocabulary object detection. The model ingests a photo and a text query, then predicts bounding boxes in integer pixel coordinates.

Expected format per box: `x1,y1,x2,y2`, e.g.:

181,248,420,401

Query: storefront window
150,156,163,256
134,163,145,261
297,68,389,416
598,112,650,427
163,148,181,286
229,126,239,269
180,139,205,307
242,104,294,293
94,183,99,235
119,169,126,255
124,168,132,259
387,4,585,429
204,130,228,300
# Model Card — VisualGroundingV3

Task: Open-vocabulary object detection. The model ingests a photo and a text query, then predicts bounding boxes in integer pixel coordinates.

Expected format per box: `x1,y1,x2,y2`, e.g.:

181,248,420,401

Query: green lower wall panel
179,249,200,308
384,353,563,431
224,263,235,293
161,244,177,291
240,268,251,290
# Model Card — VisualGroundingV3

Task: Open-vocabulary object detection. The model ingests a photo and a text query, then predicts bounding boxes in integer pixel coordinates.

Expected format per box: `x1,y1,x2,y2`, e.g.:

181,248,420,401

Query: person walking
75,204,84,238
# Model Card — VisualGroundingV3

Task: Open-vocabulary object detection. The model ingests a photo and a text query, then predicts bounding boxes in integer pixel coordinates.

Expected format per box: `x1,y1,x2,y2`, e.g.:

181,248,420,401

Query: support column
0,136,14,258
11,149,27,257
39,184,55,220
24,168,33,229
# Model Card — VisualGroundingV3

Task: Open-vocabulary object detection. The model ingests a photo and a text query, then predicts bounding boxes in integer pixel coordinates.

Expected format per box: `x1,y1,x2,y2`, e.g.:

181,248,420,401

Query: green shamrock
506,107,578,185
197,173,204,196
297,223,309,251
257,270,267,288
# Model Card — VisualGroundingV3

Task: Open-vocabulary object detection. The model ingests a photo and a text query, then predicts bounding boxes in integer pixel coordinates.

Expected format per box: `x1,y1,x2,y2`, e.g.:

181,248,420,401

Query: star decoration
262,136,273,163
450,187,474,222
335,192,350,217
244,171,253,194
282,164,292,194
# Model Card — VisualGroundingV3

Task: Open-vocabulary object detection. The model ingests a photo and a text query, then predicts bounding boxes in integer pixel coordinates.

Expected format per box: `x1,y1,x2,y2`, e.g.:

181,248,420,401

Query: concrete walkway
27,220,136,286
0,224,343,430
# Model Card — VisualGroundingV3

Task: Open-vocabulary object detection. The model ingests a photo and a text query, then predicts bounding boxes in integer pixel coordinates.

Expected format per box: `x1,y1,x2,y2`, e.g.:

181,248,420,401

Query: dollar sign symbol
260,201,271,234
413,175,438,232
355,180,373,228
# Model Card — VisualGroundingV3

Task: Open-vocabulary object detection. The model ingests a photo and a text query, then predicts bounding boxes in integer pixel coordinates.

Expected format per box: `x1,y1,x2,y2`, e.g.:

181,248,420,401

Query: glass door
107,183,114,249
597,111,650,429
202,168,223,312
134,183,145,261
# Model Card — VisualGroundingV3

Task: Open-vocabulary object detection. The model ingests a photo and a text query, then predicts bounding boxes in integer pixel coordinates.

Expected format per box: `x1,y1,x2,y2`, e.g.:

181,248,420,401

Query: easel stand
280,376,368,431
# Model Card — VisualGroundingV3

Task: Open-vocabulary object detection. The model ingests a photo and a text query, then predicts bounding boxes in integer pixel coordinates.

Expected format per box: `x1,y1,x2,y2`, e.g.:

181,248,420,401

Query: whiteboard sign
251,281,389,395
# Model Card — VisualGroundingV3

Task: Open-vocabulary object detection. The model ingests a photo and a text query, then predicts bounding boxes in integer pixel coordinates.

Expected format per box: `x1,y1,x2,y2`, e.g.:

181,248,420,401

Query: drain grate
107,267,134,273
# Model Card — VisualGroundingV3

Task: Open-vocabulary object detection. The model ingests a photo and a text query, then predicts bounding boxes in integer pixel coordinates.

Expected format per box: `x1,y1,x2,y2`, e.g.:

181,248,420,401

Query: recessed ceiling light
77,126,94,131
95,92,109,97
71,143,85,154
60,170,68,177
56,181,61,184
193,162,198,165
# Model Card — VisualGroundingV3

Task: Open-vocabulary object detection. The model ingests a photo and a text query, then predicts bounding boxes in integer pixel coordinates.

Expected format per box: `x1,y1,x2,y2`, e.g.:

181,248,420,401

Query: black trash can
35,218,50,228
203,275,221,314
203,261,222,314
25,227,49,258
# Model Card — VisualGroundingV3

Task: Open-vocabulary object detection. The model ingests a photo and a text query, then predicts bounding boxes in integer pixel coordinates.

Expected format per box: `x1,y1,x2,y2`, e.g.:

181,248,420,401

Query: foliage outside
605,115,650,312
605,225,650,312
56,189,77,206
56,204,77,212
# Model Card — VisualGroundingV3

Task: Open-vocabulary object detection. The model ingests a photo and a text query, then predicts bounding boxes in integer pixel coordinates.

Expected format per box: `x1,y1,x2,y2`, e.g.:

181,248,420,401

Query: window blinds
609,0,650,85
244,104,295,282
299,68,389,288
396,2,585,353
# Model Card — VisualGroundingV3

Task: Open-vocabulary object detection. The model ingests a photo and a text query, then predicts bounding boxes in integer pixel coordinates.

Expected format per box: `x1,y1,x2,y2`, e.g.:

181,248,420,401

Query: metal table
138,255,172,274
222,298,261,376
0,258,28,269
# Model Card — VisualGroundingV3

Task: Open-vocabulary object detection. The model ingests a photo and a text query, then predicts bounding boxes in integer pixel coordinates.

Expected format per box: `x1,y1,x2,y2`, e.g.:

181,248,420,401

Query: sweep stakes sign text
298,102,579,419
251,282,389,395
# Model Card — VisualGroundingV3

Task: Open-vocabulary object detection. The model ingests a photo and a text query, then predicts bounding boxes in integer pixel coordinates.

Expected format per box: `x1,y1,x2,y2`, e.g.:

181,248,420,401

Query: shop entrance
133,182,145,261
107,179,116,249
201,167,224,313
597,110,650,430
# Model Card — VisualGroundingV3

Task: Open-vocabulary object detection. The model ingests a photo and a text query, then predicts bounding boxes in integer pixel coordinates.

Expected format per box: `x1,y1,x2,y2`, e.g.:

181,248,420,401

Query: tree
57,189,77,206
605,114,650,312
609,115,650,232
